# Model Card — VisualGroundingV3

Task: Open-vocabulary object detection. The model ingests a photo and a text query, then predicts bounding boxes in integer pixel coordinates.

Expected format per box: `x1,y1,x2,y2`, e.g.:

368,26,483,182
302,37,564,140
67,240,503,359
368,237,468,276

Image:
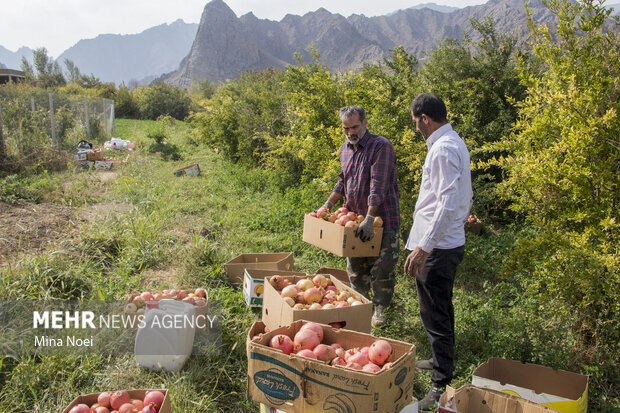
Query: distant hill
58,19,198,85
406,3,460,13
608,2,620,15
161,0,558,87
0,45,35,71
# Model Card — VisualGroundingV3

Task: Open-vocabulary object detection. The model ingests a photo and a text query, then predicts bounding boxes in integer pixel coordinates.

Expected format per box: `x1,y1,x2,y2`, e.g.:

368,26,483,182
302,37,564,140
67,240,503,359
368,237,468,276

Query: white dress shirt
405,123,473,252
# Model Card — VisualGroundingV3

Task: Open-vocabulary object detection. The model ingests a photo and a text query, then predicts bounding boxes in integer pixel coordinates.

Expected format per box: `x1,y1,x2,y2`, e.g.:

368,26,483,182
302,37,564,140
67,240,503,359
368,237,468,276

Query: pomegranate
331,356,346,366
293,303,305,310
300,322,324,342
281,285,298,298
373,216,383,227
119,403,138,413
360,346,370,358
348,351,369,366
309,303,322,310
329,321,345,329
334,301,349,308
143,391,165,412
346,362,362,370
347,211,357,221
381,362,394,371
294,328,321,352
295,292,306,304
269,334,294,355
177,290,188,299
194,288,207,298
131,400,144,410
337,215,351,226
326,285,337,292
336,206,349,215
269,275,286,291
110,391,131,410
296,278,314,291
322,303,335,309
312,274,328,288
330,343,343,352
94,407,110,413
313,344,336,362
324,291,337,302
368,340,393,366
343,348,357,362
296,349,317,359
69,404,90,413
98,392,112,408
194,299,206,307
344,220,359,230
141,404,157,413
139,292,153,301
334,347,345,358
362,363,382,373
303,287,323,304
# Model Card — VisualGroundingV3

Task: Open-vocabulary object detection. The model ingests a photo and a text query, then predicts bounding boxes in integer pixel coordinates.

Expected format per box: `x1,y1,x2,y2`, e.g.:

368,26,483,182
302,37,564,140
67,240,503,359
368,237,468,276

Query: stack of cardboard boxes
239,215,589,413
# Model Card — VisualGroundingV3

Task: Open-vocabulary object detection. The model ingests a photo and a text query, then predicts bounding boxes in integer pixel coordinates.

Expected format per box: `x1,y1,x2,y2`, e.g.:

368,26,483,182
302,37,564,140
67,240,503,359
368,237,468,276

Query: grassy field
0,119,616,412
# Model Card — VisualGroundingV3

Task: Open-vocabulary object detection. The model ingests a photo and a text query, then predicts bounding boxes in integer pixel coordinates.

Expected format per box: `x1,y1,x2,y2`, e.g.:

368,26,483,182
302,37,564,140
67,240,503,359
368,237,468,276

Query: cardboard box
472,358,588,413
64,389,171,413
302,214,383,257
94,160,113,170
247,320,416,413
314,267,350,286
439,385,560,413
87,149,104,161
125,289,209,331
225,252,294,284
243,268,307,308
261,274,372,333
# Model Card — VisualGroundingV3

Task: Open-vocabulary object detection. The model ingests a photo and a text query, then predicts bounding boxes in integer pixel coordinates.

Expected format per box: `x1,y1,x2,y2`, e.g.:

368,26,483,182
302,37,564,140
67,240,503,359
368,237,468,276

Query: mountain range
1,1,618,87
160,0,558,87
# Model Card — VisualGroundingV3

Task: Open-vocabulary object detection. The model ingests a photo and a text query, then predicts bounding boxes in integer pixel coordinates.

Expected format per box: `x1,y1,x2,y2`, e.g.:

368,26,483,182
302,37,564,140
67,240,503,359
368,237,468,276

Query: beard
347,134,360,145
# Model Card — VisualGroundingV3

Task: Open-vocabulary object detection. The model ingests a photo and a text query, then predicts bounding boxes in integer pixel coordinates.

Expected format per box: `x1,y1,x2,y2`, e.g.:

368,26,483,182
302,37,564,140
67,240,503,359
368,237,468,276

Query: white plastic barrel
134,299,196,372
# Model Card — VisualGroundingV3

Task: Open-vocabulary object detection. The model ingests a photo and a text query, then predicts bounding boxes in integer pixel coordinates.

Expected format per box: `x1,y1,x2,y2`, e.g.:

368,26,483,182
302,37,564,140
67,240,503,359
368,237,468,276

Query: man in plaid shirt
322,105,400,327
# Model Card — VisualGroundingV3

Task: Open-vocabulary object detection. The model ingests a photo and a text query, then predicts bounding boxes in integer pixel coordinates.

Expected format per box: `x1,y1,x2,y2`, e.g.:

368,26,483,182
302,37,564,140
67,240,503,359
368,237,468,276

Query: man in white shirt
404,93,473,411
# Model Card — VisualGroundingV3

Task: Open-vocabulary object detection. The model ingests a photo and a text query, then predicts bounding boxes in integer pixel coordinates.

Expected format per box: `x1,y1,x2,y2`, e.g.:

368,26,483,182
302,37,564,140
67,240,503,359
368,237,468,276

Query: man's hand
356,215,375,242
404,247,430,277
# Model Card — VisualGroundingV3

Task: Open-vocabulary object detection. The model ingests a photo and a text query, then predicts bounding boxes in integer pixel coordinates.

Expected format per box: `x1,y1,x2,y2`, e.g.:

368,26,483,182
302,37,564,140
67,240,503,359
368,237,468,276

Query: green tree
494,0,619,398
23,48,66,88
136,82,191,120
419,18,533,221
115,84,140,119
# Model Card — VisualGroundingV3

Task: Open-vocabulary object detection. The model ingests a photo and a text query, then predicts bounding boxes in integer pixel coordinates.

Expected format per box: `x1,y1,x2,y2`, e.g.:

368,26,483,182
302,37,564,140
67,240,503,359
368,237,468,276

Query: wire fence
0,87,115,163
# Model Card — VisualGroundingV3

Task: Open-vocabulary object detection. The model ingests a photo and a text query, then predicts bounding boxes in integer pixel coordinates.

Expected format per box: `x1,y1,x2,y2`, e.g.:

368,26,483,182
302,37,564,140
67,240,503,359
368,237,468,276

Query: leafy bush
135,82,191,120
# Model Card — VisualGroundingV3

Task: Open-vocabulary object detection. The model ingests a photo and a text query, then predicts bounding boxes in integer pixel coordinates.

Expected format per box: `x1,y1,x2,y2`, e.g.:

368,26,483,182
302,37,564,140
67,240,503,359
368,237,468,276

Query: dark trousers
347,230,400,307
416,245,464,388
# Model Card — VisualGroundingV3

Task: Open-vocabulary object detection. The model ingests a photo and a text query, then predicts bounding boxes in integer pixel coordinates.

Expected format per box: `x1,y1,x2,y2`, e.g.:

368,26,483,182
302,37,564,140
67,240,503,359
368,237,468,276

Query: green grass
0,119,617,412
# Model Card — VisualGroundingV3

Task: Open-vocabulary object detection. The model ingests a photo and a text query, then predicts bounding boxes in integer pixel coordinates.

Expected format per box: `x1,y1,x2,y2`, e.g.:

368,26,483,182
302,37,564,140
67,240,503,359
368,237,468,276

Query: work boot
419,386,445,411
415,358,434,370
371,305,386,327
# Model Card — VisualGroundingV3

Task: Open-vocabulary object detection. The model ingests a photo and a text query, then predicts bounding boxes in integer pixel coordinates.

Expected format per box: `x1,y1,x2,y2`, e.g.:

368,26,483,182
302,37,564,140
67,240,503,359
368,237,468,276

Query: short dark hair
410,93,447,123
339,105,366,121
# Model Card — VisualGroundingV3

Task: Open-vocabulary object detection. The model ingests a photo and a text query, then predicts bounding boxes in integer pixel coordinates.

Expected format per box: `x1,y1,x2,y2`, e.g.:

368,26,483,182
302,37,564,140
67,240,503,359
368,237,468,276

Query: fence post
49,93,57,148
0,101,6,161
84,96,91,140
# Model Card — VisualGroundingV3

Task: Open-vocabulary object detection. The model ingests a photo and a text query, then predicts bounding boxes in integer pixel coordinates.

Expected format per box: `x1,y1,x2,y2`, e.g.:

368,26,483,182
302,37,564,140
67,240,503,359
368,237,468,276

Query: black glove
356,215,375,242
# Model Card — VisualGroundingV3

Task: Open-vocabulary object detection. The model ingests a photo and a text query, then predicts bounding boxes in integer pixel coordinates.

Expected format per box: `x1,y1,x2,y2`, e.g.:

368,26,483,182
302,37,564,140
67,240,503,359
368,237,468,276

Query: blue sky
0,0,486,57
